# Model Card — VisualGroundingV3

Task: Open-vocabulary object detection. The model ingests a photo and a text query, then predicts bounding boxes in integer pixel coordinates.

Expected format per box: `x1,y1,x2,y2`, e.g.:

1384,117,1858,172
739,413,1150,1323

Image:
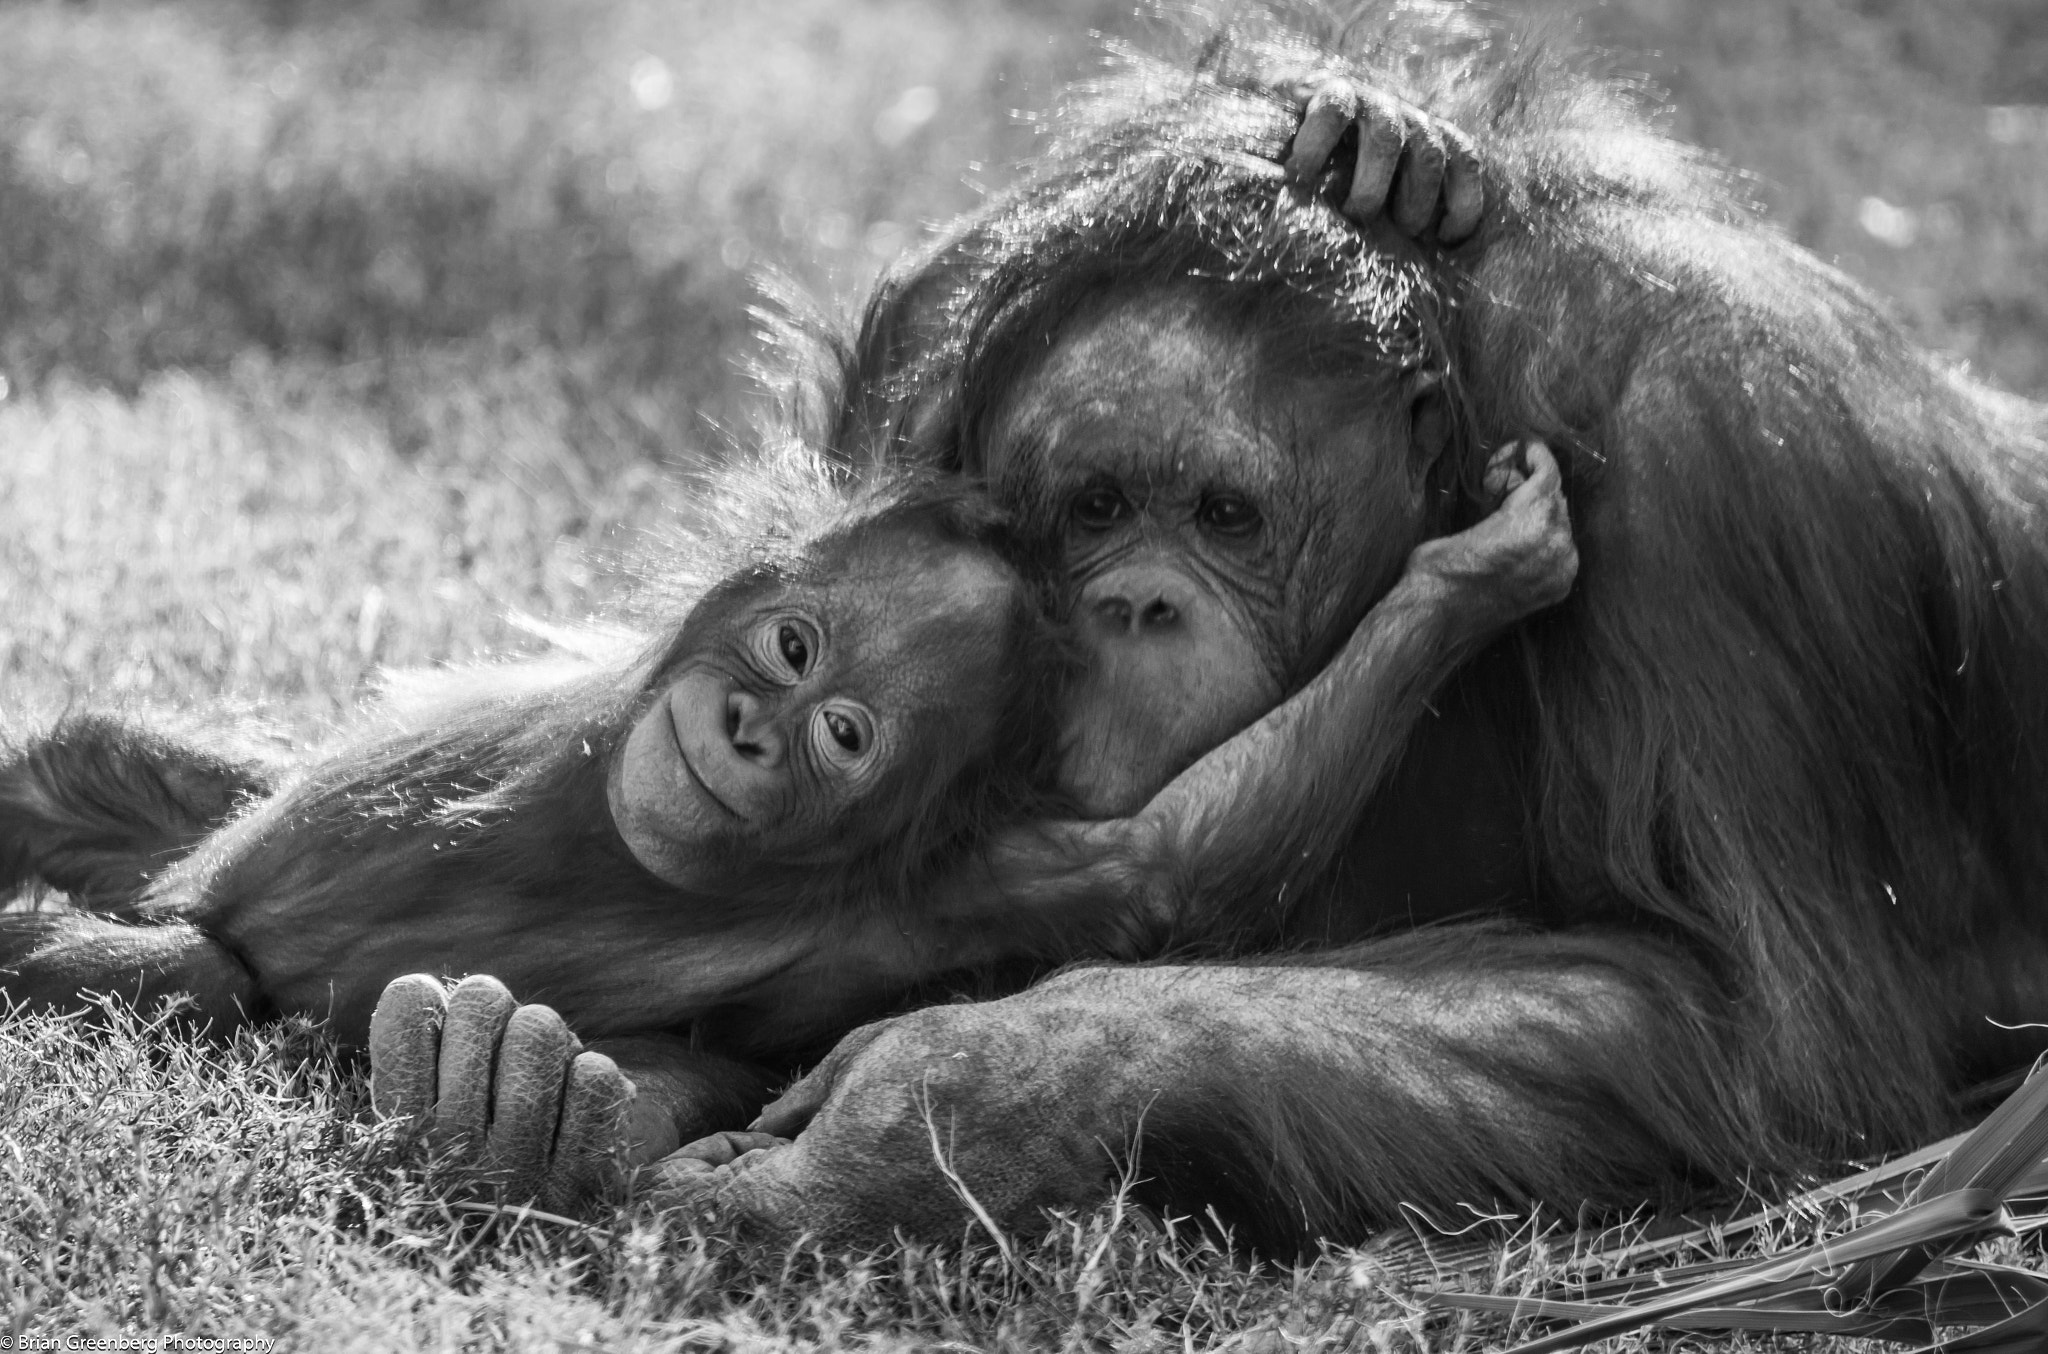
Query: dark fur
0,478,1067,1066
805,1,2048,1236
0,716,276,913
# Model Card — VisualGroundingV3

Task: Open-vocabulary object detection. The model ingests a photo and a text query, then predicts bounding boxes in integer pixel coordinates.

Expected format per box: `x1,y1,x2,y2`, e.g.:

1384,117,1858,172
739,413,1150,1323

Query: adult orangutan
616,4,2048,1251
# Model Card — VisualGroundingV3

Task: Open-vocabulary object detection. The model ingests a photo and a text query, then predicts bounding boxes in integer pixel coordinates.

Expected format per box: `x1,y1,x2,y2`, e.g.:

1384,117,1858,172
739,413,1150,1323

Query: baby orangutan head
608,489,1061,895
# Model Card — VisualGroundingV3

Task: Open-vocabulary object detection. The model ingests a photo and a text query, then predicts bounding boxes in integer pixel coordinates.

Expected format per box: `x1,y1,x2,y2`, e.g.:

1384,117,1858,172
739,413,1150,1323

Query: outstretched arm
648,927,1759,1254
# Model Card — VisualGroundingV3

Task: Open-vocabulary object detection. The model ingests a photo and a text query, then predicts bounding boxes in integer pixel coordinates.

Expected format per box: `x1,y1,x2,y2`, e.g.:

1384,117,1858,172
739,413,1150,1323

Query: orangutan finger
1518,440,1561,497
1439,124,1485,244
1343,91,1410,222
484,1002,574,1200
546,1050,632,1209
1482,441,1528,501
1284,83,1359,184
642,1149,722,1216
368,973,446,1133
749,1086,820,1138
1391,118,1449,237
431,974,518,1153
673,1129,789,1168
1498,444,1563,529
748,1019,893,1137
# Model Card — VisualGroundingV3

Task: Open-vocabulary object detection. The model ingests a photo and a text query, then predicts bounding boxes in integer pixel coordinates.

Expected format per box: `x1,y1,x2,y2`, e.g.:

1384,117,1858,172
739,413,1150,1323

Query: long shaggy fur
810,0,2048,1234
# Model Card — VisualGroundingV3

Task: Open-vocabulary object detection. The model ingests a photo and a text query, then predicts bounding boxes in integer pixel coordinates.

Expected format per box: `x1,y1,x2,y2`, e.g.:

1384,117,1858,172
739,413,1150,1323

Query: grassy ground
0,1005,1357,1351
22,1004,2004,1354
4,0,2047,1348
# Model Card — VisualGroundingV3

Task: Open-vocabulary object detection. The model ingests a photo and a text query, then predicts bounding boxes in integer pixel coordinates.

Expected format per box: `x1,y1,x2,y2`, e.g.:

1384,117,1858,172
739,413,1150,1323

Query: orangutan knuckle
1407,118,1447,167
1358,112,1404,157
844,1008,1046,1110
864,1006,994,1070
1307,80,1360,117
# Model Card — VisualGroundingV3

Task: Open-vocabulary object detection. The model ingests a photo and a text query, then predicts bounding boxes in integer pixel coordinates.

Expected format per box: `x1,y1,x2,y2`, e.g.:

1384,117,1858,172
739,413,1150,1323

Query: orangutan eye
824,710,861,751
813,704,873,768
1071,487,1133,532
1198,493,1262,538
767,619,817,678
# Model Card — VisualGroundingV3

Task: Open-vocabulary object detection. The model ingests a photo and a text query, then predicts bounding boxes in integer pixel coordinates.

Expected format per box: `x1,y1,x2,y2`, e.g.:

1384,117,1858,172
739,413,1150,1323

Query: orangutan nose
1088,569,1190,637
1140,596,1180,628
725,691,784,767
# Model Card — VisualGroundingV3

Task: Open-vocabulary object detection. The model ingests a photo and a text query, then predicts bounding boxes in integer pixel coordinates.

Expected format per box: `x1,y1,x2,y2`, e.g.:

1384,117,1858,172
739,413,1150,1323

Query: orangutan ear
1404,369,1451,482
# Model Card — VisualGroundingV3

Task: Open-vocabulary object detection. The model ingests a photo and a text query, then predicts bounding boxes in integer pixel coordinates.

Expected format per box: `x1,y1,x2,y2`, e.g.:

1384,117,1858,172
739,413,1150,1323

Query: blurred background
2,0,2045,732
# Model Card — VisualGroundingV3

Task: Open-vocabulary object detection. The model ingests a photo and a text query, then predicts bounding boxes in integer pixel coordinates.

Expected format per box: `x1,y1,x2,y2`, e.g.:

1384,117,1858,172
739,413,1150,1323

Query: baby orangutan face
608,516,1035,892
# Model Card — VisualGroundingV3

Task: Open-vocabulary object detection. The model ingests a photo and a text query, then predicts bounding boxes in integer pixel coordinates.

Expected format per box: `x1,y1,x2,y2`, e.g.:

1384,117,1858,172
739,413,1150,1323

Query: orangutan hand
1284,78,1485,243
1407,439,1577,630
369,973,634,1213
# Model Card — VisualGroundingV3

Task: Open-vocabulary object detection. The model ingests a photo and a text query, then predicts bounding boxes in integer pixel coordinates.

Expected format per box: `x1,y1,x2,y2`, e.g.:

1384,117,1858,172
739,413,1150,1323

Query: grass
11,1001,2041,1352
3,0,2048,1347
0,1004,1409,1351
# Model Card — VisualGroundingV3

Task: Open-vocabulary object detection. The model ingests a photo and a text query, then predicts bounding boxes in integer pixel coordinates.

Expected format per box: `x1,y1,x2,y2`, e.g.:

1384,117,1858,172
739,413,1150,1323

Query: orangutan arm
647,930,1756,1254
886,440,1573,968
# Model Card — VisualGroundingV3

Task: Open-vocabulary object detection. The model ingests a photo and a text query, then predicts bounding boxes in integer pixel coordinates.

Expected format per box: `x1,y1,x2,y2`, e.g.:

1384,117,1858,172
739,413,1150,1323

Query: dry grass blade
1572,1133,1969,1276
1427,1068,2048,1353
1453,1260,2046,1343
1459,1190,2005,1354
1835,1067,2048,1300
1897,1297,2048,1353
1443,1290,1937,1340
915,1074,1022,1274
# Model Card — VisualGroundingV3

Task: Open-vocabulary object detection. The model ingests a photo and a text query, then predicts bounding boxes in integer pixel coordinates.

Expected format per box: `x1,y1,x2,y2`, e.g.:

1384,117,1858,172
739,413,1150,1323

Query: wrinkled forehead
994,291,1259,444
974,285,1424,538
979,287,1375,495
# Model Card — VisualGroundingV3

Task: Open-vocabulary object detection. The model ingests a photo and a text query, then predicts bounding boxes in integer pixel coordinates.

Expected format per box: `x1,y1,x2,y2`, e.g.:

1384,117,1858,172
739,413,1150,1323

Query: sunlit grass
0,1004,1400,1351
0,355,676,732
12,1002,2038,1351
0,0,1107,423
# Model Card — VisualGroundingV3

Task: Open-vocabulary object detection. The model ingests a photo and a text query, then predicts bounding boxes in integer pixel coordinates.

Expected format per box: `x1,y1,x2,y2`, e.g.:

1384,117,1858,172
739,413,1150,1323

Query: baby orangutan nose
723,689,783,767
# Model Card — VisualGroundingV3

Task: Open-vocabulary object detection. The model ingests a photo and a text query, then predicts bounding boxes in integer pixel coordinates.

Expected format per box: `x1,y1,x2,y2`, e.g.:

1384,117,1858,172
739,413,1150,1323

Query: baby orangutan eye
814,704,873,768
758,616,819,679
778,623,811,672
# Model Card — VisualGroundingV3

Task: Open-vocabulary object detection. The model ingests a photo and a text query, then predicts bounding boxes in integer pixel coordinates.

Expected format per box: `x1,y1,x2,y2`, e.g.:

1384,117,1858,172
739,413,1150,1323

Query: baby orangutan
3,485,1080,1172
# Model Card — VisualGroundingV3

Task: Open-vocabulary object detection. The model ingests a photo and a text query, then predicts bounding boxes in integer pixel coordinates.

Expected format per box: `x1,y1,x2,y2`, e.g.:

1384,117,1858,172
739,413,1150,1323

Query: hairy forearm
1024,936,1772,1236
928,566,1512,947
1137,570,1496,915
705,936,1785,1253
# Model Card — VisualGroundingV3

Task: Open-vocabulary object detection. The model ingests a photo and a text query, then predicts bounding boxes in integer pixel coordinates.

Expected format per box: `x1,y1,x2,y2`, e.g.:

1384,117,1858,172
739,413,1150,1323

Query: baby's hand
1407,440,1578,627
